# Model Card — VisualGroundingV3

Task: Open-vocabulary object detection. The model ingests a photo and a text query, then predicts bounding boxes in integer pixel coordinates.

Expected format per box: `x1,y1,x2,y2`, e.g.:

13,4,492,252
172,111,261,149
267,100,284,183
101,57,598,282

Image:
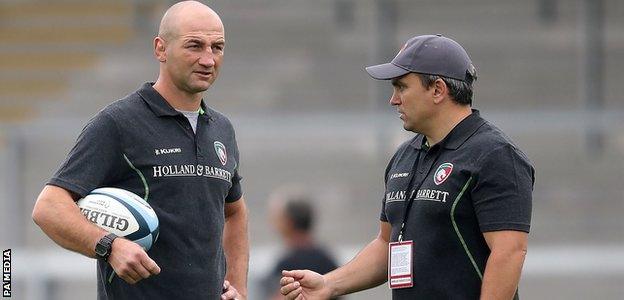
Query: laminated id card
388,240,413,289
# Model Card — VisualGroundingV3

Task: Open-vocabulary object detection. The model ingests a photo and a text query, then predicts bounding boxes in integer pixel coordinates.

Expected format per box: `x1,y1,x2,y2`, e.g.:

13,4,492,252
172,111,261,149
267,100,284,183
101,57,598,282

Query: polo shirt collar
137,82,210,118
409,134,427,150
409,109,486,150
443,109,486,150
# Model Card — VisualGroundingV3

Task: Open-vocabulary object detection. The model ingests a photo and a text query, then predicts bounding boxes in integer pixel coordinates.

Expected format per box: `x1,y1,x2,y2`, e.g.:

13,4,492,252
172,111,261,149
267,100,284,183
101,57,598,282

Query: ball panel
91,191,151,241
93,187,158,232
133,234,154,251
77,187,159,251
78,194,140,237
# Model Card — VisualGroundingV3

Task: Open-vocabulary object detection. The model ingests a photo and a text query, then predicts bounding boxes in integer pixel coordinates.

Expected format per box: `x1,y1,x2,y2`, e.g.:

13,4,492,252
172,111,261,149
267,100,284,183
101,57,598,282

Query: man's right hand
280,270,332,300
107,238,161,284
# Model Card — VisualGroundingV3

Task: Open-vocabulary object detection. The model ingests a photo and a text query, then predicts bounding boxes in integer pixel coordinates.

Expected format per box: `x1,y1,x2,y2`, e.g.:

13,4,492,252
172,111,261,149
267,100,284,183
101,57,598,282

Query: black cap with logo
365,34,476,82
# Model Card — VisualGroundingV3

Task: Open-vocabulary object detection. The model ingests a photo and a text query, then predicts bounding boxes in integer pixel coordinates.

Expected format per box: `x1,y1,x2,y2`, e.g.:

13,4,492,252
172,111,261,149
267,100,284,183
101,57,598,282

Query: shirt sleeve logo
434,162,453,185
214,141,227,166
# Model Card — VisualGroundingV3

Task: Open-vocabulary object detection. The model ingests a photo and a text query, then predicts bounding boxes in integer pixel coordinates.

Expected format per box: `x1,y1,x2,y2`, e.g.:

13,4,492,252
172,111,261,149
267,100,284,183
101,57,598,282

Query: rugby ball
77,187,159,251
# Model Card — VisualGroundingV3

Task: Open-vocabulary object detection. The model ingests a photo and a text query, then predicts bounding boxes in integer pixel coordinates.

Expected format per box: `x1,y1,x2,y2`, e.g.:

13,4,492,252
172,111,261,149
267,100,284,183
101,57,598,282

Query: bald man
32,1,248,299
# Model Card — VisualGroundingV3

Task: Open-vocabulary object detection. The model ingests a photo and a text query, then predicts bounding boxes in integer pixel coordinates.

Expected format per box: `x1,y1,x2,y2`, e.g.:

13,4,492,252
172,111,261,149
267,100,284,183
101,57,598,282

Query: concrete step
0,1,134,31
0,52,98,70
0,26,133,44
0,106,35,122
0,1,132,18
0,77,66,98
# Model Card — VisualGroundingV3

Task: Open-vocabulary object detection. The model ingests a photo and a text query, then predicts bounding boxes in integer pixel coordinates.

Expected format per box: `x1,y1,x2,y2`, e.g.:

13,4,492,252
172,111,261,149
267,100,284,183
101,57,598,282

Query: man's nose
198,51,215,67
389,90,400,105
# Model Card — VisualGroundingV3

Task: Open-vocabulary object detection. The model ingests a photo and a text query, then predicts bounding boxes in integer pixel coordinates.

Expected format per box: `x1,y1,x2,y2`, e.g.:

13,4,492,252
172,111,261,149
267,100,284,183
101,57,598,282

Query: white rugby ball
77,187,159,251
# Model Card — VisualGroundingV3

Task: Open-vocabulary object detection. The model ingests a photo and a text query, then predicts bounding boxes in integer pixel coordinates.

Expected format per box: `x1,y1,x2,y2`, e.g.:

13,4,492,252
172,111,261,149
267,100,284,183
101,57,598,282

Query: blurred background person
263,187,340,300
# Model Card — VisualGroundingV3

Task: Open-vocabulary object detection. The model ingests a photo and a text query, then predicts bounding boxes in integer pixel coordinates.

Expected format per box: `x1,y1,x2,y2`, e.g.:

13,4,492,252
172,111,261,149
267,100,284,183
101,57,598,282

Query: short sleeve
48,111,125,198
471,144,534,233
380,193,388,222
226,170,242,203
225,135,243,203
380,151,399,222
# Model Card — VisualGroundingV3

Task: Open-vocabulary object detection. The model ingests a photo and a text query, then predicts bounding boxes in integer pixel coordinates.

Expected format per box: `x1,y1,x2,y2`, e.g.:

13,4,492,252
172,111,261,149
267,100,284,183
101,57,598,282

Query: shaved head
152,0,226,105
158,1,223,41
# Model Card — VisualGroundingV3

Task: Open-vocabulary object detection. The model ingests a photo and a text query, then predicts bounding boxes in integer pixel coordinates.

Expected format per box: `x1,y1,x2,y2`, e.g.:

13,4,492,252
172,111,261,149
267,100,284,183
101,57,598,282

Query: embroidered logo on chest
433,162,453,185
389,172,409,180
214,141,227,166
154,147,182,156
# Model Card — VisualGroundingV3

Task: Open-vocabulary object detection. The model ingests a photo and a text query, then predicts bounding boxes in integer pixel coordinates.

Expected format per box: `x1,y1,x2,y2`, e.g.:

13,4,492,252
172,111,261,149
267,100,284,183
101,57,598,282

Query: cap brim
365,63,410,80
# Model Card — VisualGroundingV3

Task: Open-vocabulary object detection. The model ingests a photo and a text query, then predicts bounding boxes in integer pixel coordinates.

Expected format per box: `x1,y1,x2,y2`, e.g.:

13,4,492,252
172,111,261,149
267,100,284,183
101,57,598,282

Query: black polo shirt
381,110,534,300
49,82,243,299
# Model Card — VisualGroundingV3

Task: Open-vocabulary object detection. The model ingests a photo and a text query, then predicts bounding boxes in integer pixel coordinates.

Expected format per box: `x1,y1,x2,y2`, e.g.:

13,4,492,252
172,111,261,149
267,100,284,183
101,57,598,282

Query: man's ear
432,78,447,104
154,37,167,62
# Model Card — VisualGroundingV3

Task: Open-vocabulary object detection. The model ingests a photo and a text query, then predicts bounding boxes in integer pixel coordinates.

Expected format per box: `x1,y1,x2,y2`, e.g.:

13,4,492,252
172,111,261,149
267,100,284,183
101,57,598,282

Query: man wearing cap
280,34,534,299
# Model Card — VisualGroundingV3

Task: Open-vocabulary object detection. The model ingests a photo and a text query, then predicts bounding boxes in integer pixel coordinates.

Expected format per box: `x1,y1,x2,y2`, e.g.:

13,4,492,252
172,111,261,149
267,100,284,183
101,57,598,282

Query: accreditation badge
388,240,414,289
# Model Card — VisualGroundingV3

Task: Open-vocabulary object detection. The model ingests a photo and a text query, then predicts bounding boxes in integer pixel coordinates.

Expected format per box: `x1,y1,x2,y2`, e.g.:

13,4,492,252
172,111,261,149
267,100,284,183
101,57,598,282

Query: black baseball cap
365,34,476,82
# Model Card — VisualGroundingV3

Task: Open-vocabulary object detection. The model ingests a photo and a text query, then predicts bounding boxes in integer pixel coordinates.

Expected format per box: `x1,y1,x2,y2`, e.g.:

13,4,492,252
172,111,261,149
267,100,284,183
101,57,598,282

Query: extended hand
280,269,332,300
222,280,244,300
107,238,161,284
